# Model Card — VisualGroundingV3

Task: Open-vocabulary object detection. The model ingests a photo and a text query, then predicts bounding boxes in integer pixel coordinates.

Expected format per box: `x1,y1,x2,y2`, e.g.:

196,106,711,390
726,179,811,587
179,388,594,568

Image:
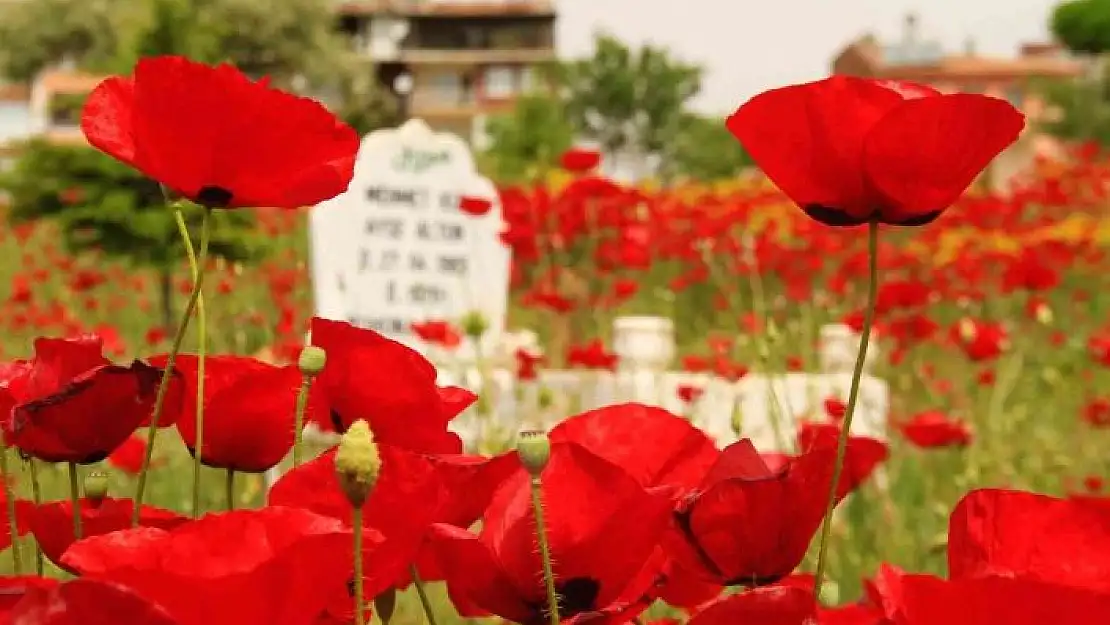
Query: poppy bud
334,420,380,507
537,387,554,410
298,345,327,377
461,311,489,340
84,471,109,506
374,588,397,625
817,579,839,607
516,430,551,477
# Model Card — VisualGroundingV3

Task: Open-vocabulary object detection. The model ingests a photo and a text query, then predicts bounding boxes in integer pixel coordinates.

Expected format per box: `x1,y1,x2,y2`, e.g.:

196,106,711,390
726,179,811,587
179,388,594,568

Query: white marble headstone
309,119,511,355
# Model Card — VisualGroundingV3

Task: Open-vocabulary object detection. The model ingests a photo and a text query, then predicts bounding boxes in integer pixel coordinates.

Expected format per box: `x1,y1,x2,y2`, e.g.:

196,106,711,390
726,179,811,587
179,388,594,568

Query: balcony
398,47,554,64
336,0,555,17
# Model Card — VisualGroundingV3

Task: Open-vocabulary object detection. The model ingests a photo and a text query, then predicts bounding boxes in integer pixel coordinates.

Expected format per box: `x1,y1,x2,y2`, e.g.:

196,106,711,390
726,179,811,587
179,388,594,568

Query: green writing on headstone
392,146,451,174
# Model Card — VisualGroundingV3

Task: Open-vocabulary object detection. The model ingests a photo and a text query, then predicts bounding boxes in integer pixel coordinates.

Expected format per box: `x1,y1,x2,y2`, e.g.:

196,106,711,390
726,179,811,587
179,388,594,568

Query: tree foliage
481,92,575,183
1051,0,1110,55
665,113,753,182
0,141,263,324
557,33,702,165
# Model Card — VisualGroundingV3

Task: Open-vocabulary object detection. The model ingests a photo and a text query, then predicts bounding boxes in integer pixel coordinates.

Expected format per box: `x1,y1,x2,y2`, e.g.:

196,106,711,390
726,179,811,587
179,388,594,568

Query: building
336,0,557,145
832,13,1086,191
832,14,1084,122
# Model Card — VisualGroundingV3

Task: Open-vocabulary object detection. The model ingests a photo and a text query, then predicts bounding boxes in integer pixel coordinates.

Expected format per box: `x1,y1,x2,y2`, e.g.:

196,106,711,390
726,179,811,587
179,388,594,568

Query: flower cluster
0,55,1102,625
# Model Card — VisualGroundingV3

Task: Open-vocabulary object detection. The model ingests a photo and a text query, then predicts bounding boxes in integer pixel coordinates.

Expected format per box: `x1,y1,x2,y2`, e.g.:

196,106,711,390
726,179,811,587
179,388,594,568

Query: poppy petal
863,93,1024,223
726,76,904,220
81,77,138,168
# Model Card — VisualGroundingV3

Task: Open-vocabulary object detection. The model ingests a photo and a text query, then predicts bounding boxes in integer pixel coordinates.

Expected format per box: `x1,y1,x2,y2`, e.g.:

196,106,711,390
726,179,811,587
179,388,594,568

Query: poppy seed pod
298,345,327,377
516,430,551,477
461,311,489,340
334,420,380,507
84,471,109,505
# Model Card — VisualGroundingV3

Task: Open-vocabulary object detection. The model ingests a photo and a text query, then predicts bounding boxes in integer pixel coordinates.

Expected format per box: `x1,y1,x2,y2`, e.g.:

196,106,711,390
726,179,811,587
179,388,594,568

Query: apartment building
336,0,557,145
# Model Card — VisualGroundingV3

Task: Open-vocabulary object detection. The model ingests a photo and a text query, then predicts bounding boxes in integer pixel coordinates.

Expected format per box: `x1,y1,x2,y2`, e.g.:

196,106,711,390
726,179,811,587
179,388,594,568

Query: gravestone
309,119,510,358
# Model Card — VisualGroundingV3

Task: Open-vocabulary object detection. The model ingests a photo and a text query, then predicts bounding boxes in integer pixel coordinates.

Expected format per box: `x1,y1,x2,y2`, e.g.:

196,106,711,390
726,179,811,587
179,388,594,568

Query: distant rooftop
832,12,1084,82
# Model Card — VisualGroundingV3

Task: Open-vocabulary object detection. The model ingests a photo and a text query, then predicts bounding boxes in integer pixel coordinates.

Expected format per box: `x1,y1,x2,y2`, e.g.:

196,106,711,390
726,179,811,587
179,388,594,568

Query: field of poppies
0,58,1108,624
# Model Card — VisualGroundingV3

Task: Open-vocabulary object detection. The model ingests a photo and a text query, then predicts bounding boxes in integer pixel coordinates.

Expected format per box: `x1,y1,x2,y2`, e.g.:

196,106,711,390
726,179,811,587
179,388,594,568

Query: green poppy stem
132,206,212,527
173,208,210,520
67,462,82,540
409,564,439,625
353,507,366,625
225,469,235,512
27,458,42,575
0,440,22,573
812,220,880,597
292,377,312,468
529,475,560,625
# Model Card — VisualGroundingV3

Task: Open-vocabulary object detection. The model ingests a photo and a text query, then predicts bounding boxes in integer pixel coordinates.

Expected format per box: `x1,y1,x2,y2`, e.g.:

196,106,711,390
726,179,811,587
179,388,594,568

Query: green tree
0,0,132,80
482,92,575,183
558,33,703,176
1051,0,1110,54
0,0,398,131
0,141,264,328
665,113,753,182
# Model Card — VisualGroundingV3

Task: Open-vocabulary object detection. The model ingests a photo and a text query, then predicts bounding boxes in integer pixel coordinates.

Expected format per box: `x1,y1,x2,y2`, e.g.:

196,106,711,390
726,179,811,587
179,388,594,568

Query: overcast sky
555,0,1060,115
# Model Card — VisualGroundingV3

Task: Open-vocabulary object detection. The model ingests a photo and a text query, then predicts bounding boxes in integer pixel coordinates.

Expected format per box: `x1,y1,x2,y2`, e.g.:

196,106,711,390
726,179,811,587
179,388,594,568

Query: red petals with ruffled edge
308,318,473,453
81,56,359,209
61,507,354,625
726,75,1024,227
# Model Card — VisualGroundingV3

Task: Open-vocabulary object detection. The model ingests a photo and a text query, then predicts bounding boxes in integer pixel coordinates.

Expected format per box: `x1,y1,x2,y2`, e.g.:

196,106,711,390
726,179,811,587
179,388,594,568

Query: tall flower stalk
132,204,212,526
812,220,880,593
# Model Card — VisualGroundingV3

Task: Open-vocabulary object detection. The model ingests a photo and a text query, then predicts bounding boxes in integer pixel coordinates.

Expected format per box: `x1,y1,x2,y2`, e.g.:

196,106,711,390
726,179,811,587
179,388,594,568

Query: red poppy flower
895,574,1110,625
561,147,602,173
947,488,1110,593
823,396,847,422
548,404,719,494
0,575,60,618
796,422,889,499
411,320,463,349
1,336,174,464
29,497,187,572
667,438,882,585
8,578,179,625
432,441,672,625
458,195,493,216
899,411,972,448
726,75,1024,227
107,434,153,474
686,585,815,625
269,445,516,599
308,318,473,453
82,55,359,209
677,384,704,404
514,348,544,381
566,339,619,370
62,507,354,625
150,354,300,472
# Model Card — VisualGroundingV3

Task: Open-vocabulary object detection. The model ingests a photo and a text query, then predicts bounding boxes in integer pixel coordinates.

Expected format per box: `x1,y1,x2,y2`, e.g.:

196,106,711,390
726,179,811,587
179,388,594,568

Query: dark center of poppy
196,185,233,208
527,577,600,623
330,409,347,433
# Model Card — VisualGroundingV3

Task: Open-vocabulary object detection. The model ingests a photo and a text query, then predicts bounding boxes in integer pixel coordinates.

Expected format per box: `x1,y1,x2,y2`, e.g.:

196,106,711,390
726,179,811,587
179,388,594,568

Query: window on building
484,66,516,99
427,72,464,104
